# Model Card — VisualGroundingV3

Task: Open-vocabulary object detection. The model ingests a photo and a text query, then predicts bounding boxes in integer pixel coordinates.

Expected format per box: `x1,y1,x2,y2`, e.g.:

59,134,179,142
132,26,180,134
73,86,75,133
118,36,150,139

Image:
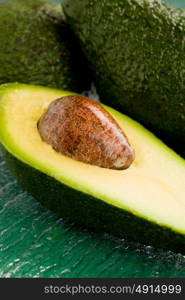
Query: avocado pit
38,95,135,169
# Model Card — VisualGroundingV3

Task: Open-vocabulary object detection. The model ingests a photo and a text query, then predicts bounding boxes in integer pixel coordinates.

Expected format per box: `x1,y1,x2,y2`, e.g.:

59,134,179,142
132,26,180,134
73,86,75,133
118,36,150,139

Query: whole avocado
0,0,90,91
63,0,185,155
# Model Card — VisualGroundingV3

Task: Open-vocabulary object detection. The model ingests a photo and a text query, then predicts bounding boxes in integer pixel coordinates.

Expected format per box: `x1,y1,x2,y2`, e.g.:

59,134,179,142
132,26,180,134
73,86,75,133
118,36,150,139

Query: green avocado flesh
62,0,185,155
0,83,185,253
0,0,90,91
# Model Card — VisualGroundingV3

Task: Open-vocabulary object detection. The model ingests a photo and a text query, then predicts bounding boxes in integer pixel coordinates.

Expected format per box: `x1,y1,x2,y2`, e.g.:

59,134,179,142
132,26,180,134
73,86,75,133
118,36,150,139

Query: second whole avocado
63,0,185,156
0,0,90,92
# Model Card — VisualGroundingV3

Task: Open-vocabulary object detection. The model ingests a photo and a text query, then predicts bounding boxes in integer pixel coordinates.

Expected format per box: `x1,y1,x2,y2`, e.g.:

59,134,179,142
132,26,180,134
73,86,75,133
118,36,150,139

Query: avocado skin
63,0,185,155
3,149,185,254
0,0,90,92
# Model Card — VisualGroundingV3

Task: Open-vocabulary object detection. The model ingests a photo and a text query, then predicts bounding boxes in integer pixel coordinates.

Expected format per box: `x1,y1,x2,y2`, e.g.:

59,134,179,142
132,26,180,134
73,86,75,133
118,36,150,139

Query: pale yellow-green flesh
0,84,185,234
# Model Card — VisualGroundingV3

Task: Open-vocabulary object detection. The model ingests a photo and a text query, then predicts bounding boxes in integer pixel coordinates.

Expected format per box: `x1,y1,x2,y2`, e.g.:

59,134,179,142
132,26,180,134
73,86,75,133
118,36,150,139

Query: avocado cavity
38,95,135,170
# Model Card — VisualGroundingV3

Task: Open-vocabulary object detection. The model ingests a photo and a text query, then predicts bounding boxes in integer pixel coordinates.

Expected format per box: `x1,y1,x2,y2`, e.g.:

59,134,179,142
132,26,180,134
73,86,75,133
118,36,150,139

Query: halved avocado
0,83,185,253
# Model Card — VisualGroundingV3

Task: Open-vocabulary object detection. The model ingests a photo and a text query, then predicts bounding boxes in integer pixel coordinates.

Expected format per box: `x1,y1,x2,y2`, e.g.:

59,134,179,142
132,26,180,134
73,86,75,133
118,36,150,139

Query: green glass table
0,0,185,278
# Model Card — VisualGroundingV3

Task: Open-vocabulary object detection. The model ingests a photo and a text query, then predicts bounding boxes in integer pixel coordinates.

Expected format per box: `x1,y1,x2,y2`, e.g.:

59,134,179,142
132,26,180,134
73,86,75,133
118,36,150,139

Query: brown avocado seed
38,95,135,170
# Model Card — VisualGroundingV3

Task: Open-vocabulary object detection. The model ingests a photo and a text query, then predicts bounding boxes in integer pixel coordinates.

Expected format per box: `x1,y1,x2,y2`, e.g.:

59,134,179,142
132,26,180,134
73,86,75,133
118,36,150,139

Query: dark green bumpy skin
0,0,91,91
63,0,185,155
3,149,185,254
